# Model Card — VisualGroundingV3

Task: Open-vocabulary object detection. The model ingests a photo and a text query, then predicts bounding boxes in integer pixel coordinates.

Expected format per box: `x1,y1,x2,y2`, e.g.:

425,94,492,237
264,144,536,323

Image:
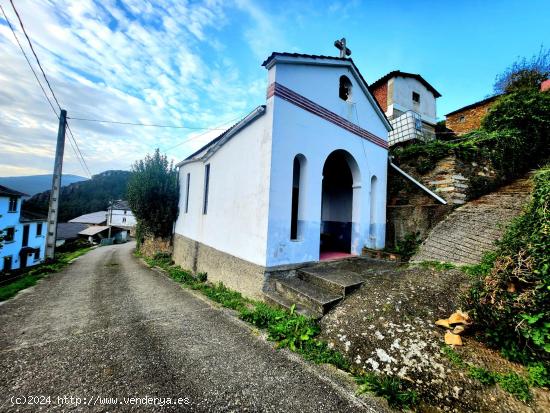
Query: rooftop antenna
334,37,351,58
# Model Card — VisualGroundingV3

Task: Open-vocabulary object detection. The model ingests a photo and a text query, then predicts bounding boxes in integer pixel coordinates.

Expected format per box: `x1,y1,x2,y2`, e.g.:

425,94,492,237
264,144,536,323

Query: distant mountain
0,174,88,197
23,170,131,222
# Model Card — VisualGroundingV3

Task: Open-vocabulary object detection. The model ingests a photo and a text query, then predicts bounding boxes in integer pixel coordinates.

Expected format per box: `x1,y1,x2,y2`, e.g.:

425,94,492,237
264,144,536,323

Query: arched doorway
320,150,360,258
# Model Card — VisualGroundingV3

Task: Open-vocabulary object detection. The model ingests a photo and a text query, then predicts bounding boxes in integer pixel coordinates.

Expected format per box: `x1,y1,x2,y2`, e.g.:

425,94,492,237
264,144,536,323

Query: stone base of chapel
173,234,266,300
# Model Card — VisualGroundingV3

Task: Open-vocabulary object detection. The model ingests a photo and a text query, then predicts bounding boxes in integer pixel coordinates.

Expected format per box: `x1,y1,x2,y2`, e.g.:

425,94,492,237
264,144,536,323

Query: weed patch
419,261,457,271
355,373,418,409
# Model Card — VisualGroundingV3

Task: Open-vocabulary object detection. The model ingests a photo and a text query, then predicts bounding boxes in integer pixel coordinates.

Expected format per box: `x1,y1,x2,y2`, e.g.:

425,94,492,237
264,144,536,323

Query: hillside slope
23,170,131,222
412,175,532,265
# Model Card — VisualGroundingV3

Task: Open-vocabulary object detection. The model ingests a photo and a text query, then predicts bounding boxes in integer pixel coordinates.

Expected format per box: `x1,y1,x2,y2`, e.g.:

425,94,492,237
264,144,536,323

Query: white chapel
173,47,392,299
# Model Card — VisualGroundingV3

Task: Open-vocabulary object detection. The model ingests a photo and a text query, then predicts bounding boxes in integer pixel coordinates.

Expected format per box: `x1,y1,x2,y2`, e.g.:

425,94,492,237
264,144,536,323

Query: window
4,227,15,242
124,210,127,215
34,249,40,261
203,165,210,215
290,155,306,240
459,115,466,123
415,118,423,131
185,173,190,213
8,196,17,212
122,217,126,223
412,92,420,103
339,75,352,101
36,223,43,236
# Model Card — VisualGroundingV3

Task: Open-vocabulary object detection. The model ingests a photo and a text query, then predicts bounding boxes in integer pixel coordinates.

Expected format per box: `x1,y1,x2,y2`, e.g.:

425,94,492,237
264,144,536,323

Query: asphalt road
0,242,381,412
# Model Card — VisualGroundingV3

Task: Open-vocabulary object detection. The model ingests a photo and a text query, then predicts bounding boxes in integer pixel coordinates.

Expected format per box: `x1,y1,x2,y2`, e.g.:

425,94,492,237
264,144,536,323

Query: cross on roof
334,38,351,58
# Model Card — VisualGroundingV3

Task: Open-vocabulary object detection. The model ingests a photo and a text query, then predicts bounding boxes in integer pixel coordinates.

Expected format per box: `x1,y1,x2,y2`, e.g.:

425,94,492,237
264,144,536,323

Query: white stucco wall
108,209,137,227
388,76,437,125
174,57,389,270
0,196,46,271
174,113,273,266
265,62,389,267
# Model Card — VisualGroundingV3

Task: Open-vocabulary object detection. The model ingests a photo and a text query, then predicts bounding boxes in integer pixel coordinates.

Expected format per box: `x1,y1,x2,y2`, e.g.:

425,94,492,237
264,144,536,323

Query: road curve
0,242,381,412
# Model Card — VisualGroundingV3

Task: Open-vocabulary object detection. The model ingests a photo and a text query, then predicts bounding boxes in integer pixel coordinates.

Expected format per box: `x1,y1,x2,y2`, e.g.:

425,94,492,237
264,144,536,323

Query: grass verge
141,251,419,410
441,345,533,401
0,247,92,302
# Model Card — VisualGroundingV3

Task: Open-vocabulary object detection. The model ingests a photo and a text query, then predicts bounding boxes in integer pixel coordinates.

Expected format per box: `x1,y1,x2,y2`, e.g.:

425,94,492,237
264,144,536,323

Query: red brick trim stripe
266,82,388,149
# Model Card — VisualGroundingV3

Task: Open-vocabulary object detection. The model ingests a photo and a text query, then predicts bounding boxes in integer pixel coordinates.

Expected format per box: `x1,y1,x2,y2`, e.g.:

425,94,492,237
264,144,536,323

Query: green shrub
393,232,421,261
527,362,550,387
391,89,550,200
467,166,550,363
468,366,497,385
496,372,531,401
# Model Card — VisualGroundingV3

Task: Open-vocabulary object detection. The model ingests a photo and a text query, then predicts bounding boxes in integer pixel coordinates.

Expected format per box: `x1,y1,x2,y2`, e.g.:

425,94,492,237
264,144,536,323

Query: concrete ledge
173,234,266,300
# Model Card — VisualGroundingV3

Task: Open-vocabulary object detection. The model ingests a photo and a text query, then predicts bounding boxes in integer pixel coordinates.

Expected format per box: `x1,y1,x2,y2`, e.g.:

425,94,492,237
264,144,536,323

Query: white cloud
0,0,270,177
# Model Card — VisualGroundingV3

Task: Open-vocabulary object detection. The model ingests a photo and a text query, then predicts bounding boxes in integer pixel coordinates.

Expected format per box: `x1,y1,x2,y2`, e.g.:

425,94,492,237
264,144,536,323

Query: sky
0,0,548,178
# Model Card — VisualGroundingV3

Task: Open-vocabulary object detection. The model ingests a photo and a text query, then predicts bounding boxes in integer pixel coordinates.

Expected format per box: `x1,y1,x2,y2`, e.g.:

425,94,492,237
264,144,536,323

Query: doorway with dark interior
320,150,356,260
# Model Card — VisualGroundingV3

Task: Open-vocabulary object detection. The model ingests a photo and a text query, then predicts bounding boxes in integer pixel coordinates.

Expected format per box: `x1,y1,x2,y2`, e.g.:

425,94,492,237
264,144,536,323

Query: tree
127,149,179,241
494,46,550,94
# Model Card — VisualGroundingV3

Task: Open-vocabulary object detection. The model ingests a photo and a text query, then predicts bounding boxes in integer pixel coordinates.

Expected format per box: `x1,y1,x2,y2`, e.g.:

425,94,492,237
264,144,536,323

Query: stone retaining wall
412,176,532,264
140,237,172,258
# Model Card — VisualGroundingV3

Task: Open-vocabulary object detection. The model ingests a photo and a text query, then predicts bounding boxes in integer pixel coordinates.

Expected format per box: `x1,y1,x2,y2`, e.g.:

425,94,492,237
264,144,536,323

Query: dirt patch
319,262,549,412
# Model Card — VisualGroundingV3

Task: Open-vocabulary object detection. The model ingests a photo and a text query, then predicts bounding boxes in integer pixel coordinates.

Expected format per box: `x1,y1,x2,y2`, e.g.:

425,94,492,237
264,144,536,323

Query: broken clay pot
448,310,471,326
435,319,451,329
445,331,463,346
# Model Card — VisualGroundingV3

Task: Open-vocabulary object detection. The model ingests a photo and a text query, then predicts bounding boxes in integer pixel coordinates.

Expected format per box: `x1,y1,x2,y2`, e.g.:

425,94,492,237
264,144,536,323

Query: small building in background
445,95,500,135
78,225,128,245
107,200,136,229
0,185,46,272
56,222,88,247
369,70,441,145
68,211,107,226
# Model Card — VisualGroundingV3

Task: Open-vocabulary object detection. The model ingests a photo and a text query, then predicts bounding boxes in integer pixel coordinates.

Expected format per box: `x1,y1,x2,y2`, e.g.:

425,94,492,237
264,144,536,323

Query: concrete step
263,290,322,319
297,267,364,296
274,278,343,315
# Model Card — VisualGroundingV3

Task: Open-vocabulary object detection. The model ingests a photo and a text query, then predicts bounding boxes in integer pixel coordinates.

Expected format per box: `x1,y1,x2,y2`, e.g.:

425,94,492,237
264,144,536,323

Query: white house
0,185,46,272
173,52,392,299
369,71,441,145
107,200,136,228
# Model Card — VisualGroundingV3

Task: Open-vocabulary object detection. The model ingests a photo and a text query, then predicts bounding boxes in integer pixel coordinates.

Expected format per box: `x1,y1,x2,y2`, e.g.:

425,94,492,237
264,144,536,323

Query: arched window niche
369,175,378,243
290,154,307,241
339,75,352,101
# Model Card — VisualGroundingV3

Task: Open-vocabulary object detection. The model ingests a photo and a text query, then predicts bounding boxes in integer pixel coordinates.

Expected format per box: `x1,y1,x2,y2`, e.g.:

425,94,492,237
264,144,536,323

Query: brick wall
446,100,495,135
371,82,388,112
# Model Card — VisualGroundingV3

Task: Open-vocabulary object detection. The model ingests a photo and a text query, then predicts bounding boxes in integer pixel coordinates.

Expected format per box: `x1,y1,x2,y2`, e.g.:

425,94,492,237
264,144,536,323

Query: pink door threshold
320,251,355,261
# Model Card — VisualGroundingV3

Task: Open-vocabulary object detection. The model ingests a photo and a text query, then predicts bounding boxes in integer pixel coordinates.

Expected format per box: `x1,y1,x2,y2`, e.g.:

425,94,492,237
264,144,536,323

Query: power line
68,116,228,130
0,5,58,118
161,113,245,152
66,123,92,177
9,0,63,111
7,0,92,178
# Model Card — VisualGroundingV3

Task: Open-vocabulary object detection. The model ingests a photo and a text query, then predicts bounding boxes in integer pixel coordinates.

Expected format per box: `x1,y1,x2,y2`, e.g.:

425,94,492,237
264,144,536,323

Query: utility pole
46,109,67,259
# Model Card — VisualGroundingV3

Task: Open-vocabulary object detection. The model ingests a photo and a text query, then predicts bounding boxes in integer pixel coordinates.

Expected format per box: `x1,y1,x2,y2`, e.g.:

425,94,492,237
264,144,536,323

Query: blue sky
0,0,548,177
